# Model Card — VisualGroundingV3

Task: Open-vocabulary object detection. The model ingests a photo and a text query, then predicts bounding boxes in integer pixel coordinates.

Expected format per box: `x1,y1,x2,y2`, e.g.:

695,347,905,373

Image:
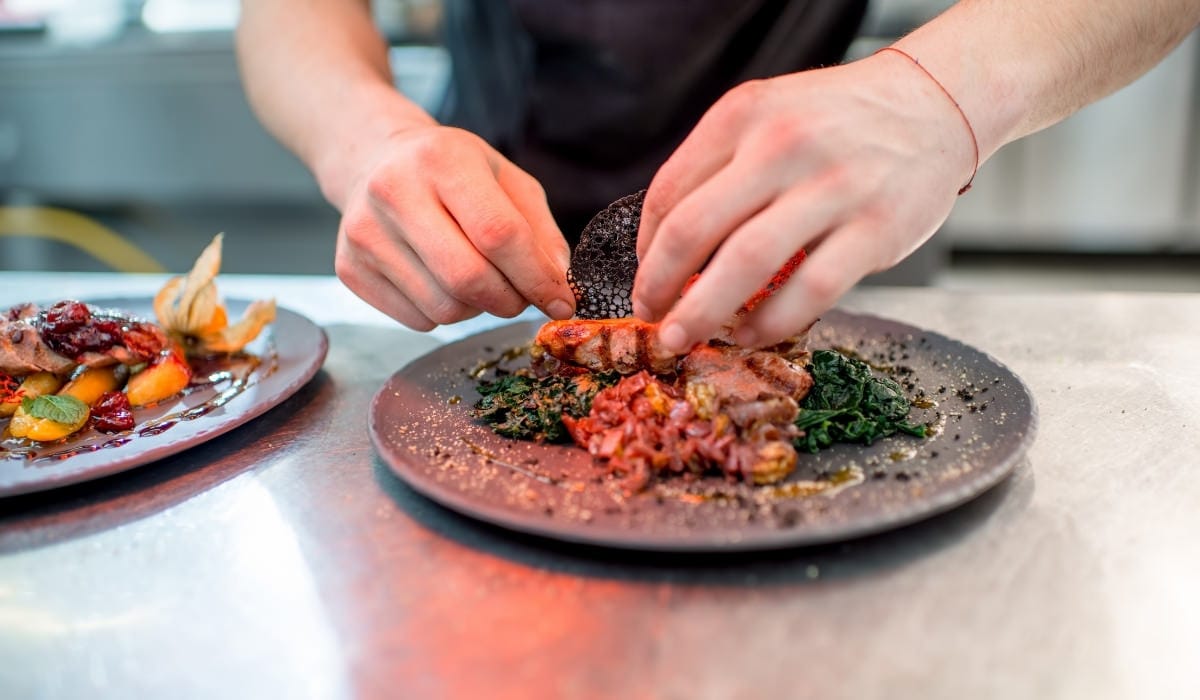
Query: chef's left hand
632,52,976,352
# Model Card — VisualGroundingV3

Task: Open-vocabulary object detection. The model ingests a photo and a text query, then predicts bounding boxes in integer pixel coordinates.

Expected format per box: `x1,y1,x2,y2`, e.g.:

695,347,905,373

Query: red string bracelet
875,46,979,195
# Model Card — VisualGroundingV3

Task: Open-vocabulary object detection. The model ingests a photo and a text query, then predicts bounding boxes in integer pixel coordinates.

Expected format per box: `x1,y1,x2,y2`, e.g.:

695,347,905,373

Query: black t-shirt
440,0,868,238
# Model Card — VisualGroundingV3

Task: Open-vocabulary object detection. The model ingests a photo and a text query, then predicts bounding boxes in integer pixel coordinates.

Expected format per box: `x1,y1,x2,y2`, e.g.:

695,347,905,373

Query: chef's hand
334,125,575,330
632,52,975,351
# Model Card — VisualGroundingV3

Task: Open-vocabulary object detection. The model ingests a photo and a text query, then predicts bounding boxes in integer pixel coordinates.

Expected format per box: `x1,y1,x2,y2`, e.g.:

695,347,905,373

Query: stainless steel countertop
1,273,1197,700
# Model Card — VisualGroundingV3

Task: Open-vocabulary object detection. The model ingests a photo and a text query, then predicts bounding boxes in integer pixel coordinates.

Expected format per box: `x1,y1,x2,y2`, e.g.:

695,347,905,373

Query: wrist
891,17,1026,162
308,80,437,209
874,47,980,194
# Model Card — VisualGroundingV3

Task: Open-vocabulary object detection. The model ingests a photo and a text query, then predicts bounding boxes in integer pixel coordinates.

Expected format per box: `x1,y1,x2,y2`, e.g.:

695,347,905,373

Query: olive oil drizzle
467,344,529,379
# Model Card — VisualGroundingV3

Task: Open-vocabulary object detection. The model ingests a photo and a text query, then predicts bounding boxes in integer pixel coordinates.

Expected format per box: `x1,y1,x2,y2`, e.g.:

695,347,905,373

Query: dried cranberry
91,391,135,433
38,301,120,359
40,300,90,331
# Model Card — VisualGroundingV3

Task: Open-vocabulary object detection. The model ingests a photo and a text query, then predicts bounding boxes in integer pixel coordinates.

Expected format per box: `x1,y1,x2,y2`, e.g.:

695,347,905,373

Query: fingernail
547,298,574,320
659,322,689,353
733,326,758,347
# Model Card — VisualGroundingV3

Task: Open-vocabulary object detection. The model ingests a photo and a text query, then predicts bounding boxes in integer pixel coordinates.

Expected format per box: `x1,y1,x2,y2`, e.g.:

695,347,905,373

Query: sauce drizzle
1,340,278,466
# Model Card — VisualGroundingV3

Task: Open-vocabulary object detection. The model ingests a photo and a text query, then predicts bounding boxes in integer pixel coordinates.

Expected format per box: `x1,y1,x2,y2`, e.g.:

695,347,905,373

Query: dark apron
439,0,868,240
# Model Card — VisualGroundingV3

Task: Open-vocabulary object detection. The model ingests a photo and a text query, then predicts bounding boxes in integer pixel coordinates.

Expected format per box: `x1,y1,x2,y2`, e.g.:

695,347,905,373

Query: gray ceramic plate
370,310,1037,552
0,297,328,497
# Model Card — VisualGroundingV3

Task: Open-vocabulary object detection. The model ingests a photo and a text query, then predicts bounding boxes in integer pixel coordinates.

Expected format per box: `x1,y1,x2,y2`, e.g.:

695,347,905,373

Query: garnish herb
473,370,620,442
794,349,926,453
21,394,89,425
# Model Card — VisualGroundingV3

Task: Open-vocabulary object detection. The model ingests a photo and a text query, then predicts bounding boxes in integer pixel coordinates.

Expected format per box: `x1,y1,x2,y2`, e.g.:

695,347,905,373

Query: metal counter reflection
0,470,351,699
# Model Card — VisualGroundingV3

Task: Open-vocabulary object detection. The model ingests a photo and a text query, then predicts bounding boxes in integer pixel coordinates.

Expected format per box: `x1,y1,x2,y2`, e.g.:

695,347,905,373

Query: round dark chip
567,190,645,319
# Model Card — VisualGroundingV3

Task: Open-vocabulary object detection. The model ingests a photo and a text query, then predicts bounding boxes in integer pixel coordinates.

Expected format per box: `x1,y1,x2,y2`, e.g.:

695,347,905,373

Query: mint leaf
21,394,89,425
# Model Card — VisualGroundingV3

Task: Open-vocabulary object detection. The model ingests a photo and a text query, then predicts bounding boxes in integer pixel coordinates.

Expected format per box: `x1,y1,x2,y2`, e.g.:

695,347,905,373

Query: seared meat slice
533,317,814,376
0,317,76,375
745,324,813,362
680,345,814,406
533,318,678,375
0,301,168,376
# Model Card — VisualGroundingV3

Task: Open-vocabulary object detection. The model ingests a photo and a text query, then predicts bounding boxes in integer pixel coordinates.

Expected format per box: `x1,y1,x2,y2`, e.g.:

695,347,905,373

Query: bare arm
634,0,1200,351
236,1,574,330
897,0,1200,161
236,0,433,207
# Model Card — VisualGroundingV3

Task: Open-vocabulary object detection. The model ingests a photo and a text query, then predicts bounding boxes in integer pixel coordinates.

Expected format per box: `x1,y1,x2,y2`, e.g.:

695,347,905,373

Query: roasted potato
60,366,123,406
126,351,192,408
8,401,89,442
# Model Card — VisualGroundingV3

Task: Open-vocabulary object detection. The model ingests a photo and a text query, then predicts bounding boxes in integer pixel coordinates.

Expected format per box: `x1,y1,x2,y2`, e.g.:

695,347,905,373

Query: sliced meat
680,345,814,406
711,321,814,363
532,317,814,376
533,318,678,375
0,318,75,375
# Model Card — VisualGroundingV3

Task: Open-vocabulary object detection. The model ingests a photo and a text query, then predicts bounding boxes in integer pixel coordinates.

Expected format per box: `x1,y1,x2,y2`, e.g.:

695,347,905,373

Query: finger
633,154,783,322
733,223,882,348
367,206,525,323
638,139,733,263
652,183,846,353
638,81,764,259
495,160,571,277
346,189,512,324
366,173,530,319
494,161,575,319
334,237,438,331
438,161,576,321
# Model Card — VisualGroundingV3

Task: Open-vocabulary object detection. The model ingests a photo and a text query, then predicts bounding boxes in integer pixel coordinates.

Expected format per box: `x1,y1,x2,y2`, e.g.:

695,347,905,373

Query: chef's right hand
332,125,576,331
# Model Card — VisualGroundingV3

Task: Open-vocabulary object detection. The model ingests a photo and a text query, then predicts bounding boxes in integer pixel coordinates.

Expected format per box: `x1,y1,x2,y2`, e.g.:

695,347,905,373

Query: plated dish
0,297,326,497
0,236,327,497
369,310,1038,552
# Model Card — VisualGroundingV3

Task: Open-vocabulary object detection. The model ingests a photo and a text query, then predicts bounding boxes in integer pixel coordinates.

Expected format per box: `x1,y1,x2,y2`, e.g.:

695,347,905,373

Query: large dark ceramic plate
370,310,1037,552
0,297,328,497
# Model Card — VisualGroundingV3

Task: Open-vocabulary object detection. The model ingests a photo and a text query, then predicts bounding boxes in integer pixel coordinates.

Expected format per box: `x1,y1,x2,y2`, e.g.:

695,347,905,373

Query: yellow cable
0,206,167,273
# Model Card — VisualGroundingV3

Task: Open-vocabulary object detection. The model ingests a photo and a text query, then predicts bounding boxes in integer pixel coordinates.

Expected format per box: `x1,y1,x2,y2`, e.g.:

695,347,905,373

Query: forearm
894,0,1200,161
235,0,436,208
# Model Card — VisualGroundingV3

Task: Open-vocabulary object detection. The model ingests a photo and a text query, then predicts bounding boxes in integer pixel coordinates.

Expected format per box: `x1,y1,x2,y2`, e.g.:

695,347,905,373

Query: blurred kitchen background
1,0,1198,292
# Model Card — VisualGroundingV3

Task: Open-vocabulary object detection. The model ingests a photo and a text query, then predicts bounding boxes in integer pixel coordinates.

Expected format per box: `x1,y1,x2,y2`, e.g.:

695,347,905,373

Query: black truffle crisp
567,190,645,319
